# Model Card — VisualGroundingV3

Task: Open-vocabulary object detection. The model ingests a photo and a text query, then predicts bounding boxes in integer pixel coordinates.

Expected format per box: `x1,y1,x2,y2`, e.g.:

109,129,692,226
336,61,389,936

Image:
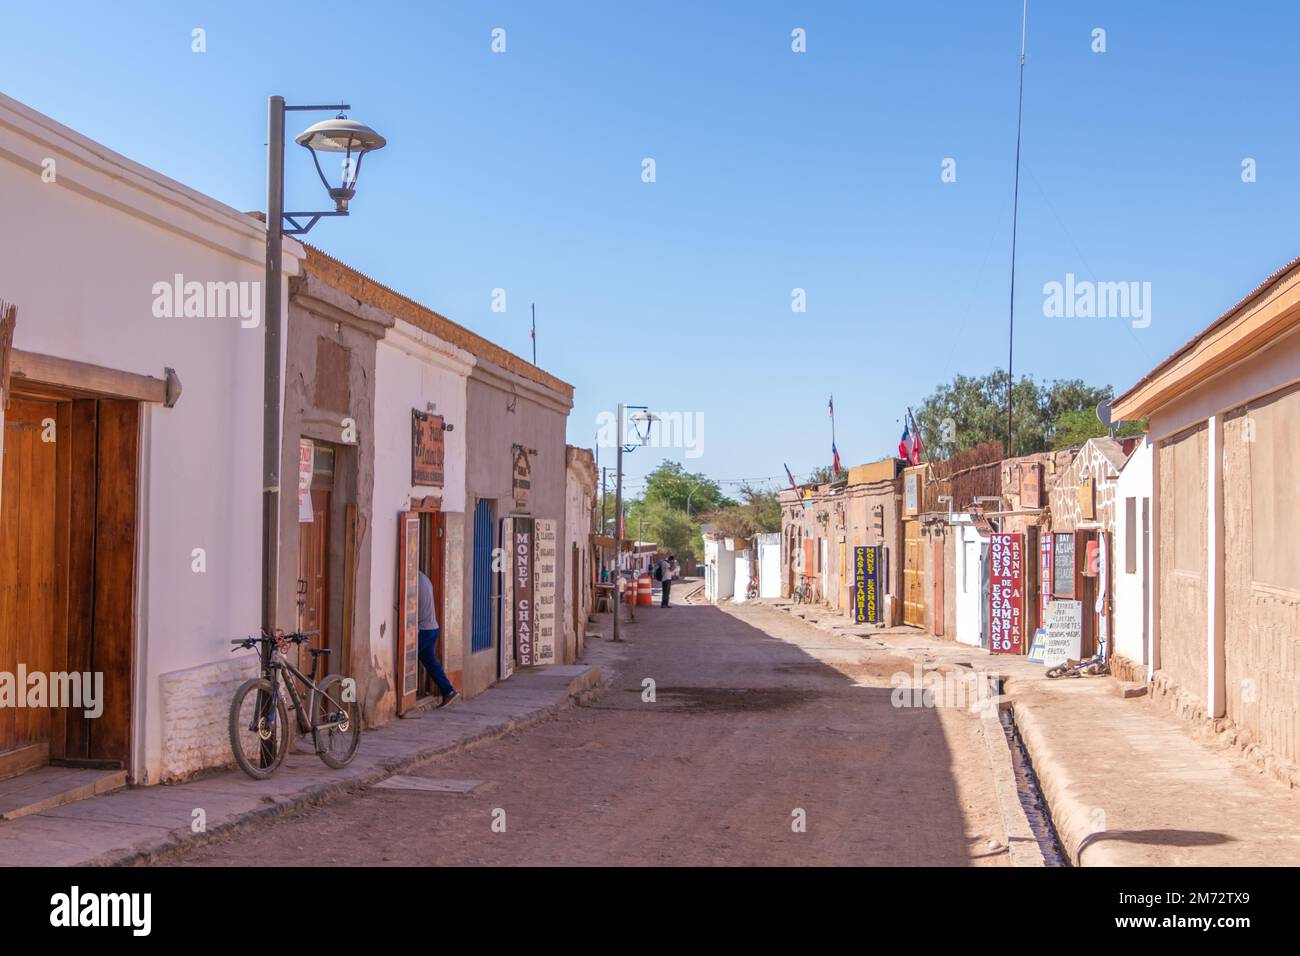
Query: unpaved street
164,590,1011,866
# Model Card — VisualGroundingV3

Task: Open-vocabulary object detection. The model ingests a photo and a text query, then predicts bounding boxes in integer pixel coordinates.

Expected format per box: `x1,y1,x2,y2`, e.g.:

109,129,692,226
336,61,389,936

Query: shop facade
0,92,303,784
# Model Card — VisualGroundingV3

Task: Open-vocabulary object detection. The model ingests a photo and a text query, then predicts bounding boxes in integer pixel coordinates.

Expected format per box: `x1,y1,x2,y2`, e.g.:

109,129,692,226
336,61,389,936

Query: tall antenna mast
1006,0,1028,456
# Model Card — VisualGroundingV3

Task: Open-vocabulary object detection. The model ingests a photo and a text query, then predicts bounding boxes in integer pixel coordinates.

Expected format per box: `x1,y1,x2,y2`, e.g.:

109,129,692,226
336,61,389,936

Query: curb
94,666,604,866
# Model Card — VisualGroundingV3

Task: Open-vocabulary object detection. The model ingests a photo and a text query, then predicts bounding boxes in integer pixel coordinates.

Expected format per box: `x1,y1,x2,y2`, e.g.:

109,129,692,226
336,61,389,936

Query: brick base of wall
1149,670,1300,790
1108,653,1145,683
158,656,259,783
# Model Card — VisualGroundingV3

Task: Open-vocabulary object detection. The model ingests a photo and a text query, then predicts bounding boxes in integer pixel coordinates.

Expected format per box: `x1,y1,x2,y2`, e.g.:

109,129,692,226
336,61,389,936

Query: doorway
0,391,138,780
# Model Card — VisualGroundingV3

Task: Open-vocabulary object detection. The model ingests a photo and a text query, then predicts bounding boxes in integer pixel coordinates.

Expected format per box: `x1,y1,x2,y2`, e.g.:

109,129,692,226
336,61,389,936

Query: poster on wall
499,517,515,681
512,444,532,510
534,518,558,665
1095,531,1108,656
904,472,919,515
397,512,422,714
411,409,445,487
853,545,882,624
989,532,1024,654
513,517,535,666
298,439,315,523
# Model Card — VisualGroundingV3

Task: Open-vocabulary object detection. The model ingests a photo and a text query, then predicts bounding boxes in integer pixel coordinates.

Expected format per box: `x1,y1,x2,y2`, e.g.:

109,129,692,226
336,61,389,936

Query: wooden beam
9,350,168,404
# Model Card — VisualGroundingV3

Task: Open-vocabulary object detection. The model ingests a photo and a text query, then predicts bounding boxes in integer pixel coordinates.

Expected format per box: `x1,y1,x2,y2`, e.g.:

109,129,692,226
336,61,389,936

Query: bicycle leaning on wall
227,630,361,779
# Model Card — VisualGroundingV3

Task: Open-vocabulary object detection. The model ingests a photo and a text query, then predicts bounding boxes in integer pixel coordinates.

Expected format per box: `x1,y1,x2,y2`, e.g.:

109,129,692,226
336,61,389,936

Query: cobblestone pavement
162,591,1011,866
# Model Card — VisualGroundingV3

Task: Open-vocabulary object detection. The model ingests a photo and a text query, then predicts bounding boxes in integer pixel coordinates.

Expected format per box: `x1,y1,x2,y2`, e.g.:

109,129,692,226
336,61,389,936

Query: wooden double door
903,519,926,627
0,393,137,779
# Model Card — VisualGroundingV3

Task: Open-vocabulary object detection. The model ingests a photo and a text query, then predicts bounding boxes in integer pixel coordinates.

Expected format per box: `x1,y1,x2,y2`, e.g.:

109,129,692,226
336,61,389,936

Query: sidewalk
0,653,608,866
754,600,1300,867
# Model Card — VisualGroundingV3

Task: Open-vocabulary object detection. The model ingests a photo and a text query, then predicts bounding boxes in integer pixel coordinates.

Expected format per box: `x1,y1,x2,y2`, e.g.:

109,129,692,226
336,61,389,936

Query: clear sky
3,1,1297,496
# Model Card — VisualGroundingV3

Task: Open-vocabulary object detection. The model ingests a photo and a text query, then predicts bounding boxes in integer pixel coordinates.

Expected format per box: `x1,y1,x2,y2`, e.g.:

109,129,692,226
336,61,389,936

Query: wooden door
903,520,926,627
418,509,446,698
0,398,59,777
297,488,331,673
932,535,945,637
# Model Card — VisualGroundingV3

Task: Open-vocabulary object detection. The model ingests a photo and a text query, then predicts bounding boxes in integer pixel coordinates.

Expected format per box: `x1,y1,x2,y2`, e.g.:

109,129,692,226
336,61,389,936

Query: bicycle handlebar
230,630,321,651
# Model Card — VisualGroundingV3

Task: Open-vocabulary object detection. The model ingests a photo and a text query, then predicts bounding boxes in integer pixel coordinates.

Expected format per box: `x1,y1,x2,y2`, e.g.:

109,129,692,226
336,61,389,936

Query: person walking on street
418,570,459,707
657,554,676,607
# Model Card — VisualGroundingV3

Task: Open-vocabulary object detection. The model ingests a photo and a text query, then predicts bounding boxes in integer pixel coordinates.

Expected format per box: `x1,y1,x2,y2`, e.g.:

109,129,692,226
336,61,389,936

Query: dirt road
163,590,1011,866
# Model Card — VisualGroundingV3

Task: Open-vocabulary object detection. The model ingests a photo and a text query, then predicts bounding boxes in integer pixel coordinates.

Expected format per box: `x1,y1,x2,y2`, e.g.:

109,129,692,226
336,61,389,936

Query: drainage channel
999,704,1070,867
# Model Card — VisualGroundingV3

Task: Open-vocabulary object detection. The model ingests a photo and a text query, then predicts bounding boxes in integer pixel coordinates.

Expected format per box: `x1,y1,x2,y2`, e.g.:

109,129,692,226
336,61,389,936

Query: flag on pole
784,463,798,492
908,409,925,464
898,414,923,466
828,395,841,474
832,441,841,475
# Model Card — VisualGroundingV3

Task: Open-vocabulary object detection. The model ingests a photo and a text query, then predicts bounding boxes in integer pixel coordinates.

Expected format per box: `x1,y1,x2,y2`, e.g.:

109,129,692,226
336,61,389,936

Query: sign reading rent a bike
989,532,1024,654
853,545,882,624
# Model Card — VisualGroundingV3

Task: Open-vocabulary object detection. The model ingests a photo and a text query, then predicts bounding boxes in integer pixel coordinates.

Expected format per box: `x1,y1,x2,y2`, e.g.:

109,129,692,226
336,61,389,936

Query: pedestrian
657,553,676,607
418,570,459,707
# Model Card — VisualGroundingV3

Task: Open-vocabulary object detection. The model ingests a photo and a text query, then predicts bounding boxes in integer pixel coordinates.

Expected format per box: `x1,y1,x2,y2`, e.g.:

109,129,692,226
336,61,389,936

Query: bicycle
228,630,361,779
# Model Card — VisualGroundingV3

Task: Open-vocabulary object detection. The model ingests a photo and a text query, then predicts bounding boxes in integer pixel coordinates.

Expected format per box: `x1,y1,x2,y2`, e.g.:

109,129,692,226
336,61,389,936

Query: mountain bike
228,630,360,779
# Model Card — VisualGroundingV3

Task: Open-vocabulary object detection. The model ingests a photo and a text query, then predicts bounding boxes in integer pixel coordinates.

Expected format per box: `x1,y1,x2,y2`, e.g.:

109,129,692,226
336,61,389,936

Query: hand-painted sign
853,545,882,624
534,518,557,665
512,444,531,510
989,532,1024,654
513,518,534,666
499,517,516,680
411,409,445,487
1035,599,1082,666
397,512,422,713
1039,532,1054,624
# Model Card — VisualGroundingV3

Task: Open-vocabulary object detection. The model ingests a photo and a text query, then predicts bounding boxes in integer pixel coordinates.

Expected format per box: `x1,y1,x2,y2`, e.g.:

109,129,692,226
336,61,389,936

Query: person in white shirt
657,554,677,607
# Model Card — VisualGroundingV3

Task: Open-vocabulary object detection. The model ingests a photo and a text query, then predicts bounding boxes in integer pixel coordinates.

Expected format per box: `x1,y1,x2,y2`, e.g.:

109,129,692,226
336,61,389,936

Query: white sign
1031,600,1083,667
534,518,558,666
499,517,515,680
298,439,314,523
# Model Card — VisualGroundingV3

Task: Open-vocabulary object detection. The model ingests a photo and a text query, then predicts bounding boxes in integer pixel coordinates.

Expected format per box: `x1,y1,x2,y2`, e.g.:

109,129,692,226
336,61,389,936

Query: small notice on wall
298,439,314,523
1029,600,1083,666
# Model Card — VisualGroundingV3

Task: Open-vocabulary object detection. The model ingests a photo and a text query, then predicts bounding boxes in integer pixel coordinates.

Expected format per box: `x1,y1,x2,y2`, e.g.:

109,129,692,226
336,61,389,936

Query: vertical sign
397,512,422,714
1095,531,1108,657
513,517,534,666
298,439,315,522
534,518,557,665
989,532,1024,654
499,517,515,680
512,445,532,510
1039,532,1054,624
853,545,882,624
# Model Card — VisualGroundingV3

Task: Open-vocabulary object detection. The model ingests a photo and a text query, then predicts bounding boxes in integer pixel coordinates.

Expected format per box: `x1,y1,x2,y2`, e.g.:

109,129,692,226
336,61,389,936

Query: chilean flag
832,441,841,474
899,419,922,465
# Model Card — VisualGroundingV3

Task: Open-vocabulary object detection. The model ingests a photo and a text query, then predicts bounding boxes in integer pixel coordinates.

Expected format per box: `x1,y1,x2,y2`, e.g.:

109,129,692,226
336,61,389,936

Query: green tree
913,370,1125,458
640,460,735,515
1049,408,1146,450
625,496,701,559
807,464,848,484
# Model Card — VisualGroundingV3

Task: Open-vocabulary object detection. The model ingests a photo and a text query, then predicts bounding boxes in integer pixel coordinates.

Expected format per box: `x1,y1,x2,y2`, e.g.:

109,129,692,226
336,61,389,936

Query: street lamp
612,405,657,642
260,97,386,648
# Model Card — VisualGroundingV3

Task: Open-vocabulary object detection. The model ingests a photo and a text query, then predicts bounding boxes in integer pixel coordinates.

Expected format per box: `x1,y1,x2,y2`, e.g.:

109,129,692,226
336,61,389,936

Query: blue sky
3,1,1298,496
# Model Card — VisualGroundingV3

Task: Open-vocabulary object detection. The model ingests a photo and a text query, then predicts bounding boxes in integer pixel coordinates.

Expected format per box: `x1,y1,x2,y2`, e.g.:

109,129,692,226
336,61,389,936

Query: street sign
853,545,882,625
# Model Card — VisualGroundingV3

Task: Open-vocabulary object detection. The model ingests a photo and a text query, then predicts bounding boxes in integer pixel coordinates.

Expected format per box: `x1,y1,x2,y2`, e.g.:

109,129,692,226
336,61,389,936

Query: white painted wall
733,548,754,603
368,320,472,712
703,536,735,603
0,93,305,783
757,533,781,598
954,518,987,648
1113,437,1153,668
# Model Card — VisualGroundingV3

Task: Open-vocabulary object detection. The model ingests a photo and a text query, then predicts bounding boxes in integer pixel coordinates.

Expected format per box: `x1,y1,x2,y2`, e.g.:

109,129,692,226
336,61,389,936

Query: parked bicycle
228,630,360,779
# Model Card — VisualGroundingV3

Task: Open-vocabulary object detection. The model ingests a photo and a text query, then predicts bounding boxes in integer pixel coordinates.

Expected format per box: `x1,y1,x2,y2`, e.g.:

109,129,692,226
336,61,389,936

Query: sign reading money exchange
853,545,882,624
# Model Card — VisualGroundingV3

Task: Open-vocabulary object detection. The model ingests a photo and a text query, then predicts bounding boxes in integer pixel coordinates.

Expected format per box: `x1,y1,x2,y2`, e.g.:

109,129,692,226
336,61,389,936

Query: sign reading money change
853,545,883,624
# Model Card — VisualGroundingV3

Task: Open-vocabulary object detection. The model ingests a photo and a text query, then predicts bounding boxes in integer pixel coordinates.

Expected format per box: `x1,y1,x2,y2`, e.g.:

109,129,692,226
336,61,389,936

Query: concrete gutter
0,663,602,867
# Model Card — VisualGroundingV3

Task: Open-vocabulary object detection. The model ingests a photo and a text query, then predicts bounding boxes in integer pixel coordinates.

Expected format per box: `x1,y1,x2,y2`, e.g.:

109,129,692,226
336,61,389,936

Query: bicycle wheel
228,677,290,779
311,674,361,769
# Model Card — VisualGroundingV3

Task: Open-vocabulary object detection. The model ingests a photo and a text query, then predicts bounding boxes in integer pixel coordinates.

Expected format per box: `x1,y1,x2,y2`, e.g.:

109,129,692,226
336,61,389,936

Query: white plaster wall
1113,437,1153,665
733,549,754,603
757,533,782,598
0,94,304,784
368,321,471,713
954,519,986,647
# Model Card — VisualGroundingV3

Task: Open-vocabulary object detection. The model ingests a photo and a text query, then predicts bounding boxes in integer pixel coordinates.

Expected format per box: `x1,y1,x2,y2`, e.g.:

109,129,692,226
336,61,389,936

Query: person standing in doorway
418,570,458,707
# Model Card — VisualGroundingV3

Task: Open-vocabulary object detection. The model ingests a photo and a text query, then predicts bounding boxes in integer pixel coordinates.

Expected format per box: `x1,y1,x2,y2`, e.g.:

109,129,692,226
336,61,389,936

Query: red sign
989,532,1024,654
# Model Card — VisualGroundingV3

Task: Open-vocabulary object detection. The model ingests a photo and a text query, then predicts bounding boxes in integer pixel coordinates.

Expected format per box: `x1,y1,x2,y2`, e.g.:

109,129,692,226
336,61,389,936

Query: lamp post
260,96,386,647
611,404,656,642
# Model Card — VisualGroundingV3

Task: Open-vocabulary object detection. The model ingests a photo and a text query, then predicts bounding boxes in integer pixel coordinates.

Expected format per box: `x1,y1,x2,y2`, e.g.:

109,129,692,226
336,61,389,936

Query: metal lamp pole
612,403,624,642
